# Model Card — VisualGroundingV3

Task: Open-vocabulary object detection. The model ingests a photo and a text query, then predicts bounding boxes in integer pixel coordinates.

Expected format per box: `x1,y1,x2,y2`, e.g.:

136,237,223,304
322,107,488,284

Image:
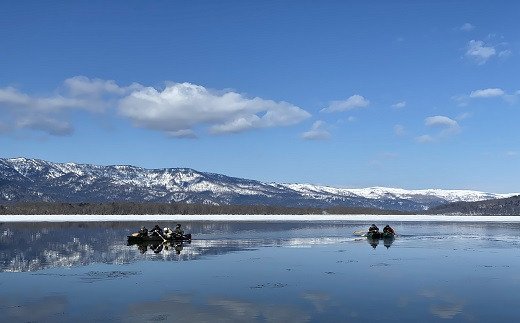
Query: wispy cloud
460,23,475,32
469,88,505,98
301,121,331,140
394,124,406,137
415,135,434,143
391,101,406,109
321,95,369,113
465,40,496,65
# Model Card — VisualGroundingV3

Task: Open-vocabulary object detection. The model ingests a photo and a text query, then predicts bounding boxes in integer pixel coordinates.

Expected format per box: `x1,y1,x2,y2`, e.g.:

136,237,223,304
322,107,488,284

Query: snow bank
1,214,520,223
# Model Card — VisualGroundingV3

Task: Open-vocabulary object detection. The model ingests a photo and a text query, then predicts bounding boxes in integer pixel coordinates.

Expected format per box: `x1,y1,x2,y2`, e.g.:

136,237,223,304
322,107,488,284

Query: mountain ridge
0,157,516,212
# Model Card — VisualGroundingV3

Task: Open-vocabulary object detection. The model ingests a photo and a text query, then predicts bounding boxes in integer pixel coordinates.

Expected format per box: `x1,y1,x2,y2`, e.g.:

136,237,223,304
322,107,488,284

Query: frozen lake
1,220,520,322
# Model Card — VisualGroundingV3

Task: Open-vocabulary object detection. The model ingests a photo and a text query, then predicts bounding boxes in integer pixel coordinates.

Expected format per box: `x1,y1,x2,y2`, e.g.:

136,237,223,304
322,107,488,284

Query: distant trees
0,202,409,215
427,195,520,215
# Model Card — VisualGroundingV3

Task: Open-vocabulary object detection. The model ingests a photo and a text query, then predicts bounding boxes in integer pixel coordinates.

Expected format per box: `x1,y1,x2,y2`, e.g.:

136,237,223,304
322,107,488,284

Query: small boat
127,233,192,243
366,231,395,239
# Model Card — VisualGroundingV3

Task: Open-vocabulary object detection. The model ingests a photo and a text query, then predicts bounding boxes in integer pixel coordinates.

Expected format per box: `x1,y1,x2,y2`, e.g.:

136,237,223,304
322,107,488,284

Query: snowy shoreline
1,214,520,223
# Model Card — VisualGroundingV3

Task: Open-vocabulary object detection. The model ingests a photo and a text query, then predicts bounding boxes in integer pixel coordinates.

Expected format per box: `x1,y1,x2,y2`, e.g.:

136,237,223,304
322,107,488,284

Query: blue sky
1,1,519,192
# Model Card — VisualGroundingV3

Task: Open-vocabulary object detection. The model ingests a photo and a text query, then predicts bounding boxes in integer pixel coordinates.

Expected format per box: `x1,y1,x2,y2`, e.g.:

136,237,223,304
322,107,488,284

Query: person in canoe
368,224,379,233
173,224,184,238
383,225,395,235
138,226,148,237
163,227,173,239
149,225,164,238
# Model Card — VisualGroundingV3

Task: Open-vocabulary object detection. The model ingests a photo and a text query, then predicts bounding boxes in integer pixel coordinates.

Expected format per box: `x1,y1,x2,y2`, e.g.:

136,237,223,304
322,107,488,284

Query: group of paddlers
368,224,395,234
138,223,185,239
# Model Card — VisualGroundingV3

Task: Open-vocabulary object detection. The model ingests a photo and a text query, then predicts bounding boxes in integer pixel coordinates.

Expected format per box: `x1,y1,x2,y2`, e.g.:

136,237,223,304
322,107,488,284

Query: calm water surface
1,220,520,322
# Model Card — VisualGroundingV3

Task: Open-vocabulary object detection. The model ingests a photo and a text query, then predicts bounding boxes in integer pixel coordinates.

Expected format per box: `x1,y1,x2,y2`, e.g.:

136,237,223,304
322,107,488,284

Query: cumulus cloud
425,116,459,129
417,116,460,143
0,77,132,136
63,76,141,97
469,88,505,98
466,40,496,65
301,121,331,140
454,87,520,106
118,82,310,135
321,95,369,113
391,101,406,109
0,77,309,137
460,23,475,32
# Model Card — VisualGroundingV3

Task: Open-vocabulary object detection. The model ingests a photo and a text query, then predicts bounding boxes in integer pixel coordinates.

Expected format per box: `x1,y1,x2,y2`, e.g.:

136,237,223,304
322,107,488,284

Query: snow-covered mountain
0,157,516,211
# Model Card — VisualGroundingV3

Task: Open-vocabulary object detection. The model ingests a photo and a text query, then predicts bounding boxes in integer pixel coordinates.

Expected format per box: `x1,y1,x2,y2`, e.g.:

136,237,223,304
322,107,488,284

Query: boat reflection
129,240,190,255
367,236,394,249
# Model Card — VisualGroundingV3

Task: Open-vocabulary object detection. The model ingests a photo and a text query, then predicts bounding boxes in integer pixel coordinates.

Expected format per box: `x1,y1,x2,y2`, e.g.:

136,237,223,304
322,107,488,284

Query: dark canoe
366,231,395,239
127,233,192,243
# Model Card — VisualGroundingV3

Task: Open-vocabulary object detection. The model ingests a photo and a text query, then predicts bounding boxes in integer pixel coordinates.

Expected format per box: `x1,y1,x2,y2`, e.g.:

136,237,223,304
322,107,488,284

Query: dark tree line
0,202,410,215
427,195,520,215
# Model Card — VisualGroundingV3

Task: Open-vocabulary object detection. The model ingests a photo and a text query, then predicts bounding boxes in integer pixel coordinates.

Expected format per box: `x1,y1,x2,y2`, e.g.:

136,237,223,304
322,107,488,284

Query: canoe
366,231,395,239
127,233,192,243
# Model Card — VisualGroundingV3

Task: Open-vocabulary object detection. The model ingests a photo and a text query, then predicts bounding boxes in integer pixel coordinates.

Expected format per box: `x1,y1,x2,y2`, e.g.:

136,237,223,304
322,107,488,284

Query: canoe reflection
367,236,394,249
129,240,190,255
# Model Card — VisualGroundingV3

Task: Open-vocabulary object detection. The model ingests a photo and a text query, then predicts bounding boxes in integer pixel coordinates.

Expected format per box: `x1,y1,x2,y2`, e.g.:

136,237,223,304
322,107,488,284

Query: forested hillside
428,195,520,215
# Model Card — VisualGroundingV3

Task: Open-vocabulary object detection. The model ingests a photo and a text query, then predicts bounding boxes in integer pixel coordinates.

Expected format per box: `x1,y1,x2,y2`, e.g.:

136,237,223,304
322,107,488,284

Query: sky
1,1,519,192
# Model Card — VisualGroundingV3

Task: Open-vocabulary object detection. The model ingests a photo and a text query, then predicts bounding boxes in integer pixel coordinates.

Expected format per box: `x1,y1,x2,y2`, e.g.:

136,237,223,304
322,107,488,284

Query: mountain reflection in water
0,221,359,272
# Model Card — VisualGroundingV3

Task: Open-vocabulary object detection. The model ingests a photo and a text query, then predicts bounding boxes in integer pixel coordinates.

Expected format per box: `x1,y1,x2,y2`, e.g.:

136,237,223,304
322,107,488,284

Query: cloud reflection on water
125,294,311,323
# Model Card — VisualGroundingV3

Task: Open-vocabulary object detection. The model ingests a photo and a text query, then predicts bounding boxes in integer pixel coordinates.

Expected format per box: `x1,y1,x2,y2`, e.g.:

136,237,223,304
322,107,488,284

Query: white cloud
0,86,89,112
454,87,520,106
0,77,310,137
456,112,471,120
425,116,459,129
469,88,505,98
394,124,405,137
498,49,512,58
301,121,331,140
466,40,496,65
417,116,460,143
16,116,73,136
415,135,434,143
460,23,475,32
167,129,197,139
391,101,406,109
321,95,369,113
118,82,311,135
63,76,141,97
415,116,460,143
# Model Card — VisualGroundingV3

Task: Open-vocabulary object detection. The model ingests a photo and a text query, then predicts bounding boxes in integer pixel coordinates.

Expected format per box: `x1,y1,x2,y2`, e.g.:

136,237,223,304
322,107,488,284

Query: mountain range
0,157,516,212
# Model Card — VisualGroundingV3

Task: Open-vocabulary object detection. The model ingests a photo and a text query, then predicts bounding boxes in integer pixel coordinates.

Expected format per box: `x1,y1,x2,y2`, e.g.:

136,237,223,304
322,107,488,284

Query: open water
1,220,519,322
